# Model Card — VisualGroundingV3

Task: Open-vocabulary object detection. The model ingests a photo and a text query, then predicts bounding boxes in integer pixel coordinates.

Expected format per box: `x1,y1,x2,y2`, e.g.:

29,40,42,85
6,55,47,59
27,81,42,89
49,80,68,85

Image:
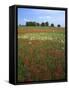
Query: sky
18,8,65,27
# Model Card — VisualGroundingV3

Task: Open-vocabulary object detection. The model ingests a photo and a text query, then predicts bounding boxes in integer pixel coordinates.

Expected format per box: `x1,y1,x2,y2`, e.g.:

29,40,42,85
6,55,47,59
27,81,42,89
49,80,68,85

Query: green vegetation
51,23,54,27
18,26,65,82
19,21,62,27
57,24,61,27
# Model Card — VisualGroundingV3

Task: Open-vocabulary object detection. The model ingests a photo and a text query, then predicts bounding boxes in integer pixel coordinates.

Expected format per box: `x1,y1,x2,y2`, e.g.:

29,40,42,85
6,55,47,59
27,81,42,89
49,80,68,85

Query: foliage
51,23,54,27
57,24,61,27
45,22,49,26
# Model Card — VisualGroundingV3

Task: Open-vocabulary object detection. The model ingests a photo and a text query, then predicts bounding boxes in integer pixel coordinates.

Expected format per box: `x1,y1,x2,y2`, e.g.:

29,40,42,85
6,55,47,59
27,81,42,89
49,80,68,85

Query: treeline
26,21,61,27
19,21,61,27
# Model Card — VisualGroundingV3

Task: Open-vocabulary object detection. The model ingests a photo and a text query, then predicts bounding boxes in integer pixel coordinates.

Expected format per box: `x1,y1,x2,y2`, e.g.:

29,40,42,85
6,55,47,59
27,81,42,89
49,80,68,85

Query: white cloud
24,18,30,21
39,16,52,19
46,16,52,19
39,16,44,19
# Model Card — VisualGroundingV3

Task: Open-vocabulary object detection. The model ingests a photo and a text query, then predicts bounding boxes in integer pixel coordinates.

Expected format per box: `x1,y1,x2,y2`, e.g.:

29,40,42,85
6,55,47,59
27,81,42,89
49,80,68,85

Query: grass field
18,26,65,82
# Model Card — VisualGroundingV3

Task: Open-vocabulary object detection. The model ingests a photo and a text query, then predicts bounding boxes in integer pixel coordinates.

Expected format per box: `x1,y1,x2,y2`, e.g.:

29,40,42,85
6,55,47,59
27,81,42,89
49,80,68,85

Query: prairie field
18,26,65,82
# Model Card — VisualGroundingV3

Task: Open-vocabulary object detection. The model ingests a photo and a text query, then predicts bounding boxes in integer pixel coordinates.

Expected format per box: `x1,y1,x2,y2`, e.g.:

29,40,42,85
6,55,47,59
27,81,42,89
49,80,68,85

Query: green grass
18,27,65,81
18,32,65,41
18,26,65,30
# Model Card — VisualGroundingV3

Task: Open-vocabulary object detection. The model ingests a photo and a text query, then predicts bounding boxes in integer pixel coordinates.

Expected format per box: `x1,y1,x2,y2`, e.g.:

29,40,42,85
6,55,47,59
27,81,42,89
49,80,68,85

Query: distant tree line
25,21,61,27
26,21,50,26
19,21,61,27
26,22,40,26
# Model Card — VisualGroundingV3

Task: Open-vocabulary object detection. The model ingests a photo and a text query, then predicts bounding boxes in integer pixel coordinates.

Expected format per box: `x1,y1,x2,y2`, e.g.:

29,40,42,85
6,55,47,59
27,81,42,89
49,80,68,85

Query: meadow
18,26,65,82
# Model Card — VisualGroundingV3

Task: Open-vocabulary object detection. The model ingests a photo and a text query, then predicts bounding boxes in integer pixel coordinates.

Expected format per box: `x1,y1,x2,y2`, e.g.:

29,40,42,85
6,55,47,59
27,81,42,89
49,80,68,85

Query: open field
18,27,65,82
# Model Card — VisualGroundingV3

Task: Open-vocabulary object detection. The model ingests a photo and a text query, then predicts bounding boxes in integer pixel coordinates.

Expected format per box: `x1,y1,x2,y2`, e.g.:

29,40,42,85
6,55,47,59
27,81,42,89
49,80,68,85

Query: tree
41,22,45,26
57,24,61,27
26,22,36,26
51,23,54,27
45,22,49,26
36,23,40,26
26,22,30,26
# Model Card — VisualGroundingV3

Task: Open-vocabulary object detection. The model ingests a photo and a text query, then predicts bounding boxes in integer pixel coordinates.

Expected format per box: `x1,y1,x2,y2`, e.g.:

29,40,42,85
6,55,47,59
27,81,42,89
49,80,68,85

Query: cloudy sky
18,8,65,27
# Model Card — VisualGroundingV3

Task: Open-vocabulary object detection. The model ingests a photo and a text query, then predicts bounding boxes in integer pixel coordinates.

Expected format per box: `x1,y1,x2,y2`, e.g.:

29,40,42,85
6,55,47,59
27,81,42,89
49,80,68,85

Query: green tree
36,23,40,26
45,22,49,26
26,22,35,26
41,22,45,26
51,23,54,27
57,24,61,27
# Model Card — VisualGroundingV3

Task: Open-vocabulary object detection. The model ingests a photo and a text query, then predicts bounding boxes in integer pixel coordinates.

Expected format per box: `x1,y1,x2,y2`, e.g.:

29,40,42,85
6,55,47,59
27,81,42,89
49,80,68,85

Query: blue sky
18,8,65,27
